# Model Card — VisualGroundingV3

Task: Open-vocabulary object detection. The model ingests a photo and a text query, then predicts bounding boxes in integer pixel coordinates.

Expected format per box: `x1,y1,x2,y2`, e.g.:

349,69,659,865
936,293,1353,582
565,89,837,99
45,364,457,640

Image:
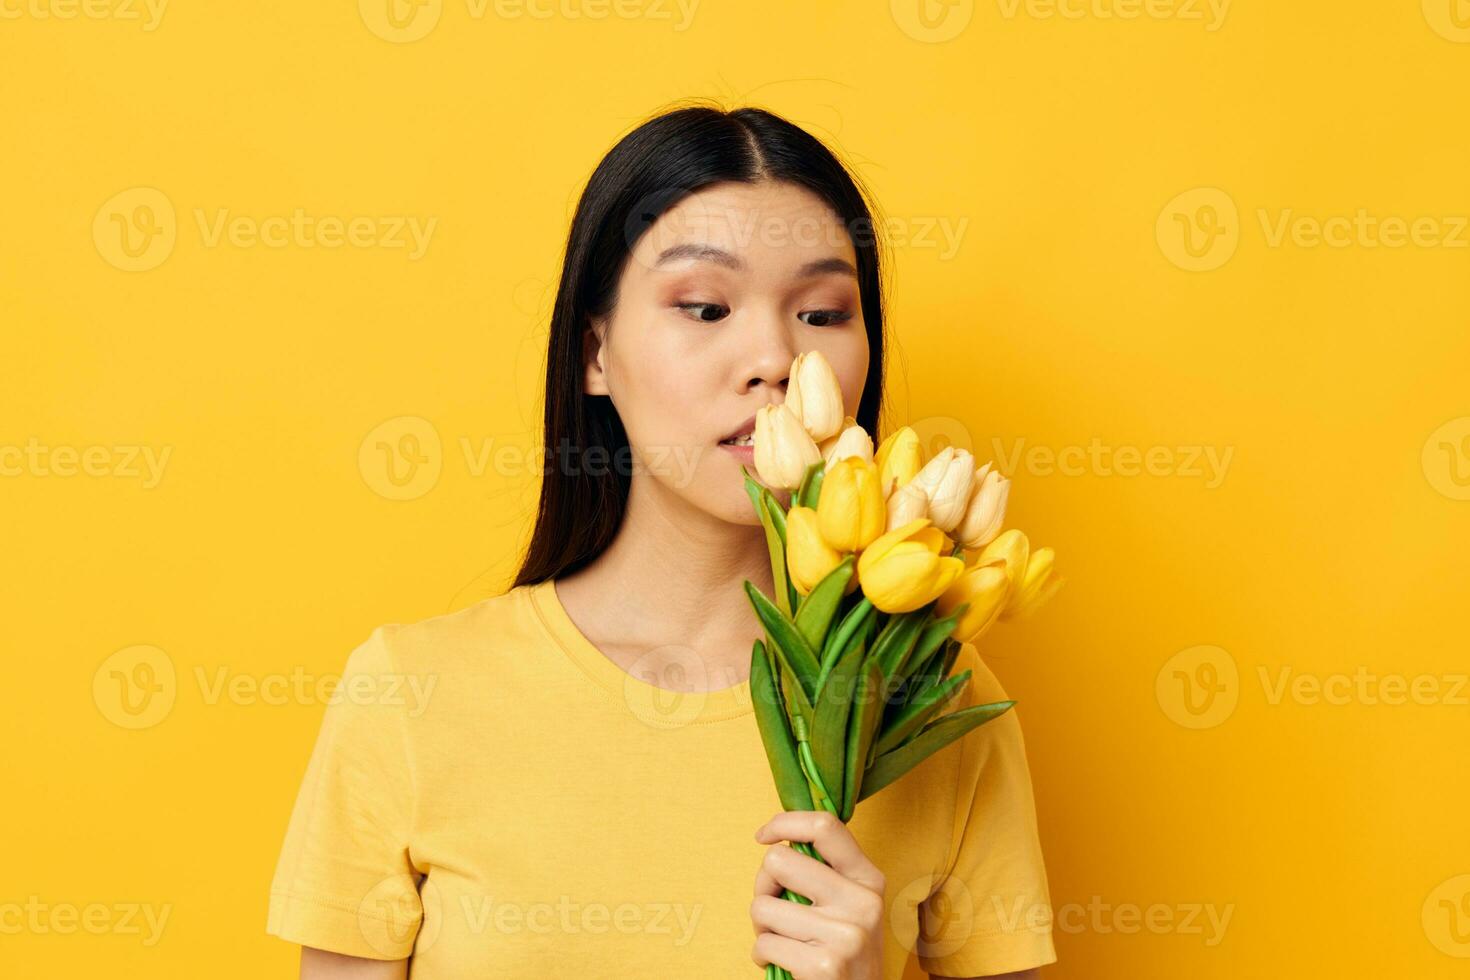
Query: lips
719,414,758,445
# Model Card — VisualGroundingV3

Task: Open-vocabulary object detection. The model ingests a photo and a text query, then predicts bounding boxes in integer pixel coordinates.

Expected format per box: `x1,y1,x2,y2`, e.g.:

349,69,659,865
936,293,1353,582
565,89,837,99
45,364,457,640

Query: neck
554,472,780,690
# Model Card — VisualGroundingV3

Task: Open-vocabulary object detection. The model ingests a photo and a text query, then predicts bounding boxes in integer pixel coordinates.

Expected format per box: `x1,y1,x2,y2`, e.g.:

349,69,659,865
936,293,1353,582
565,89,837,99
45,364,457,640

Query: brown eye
677,302,729,323
798,309,854,327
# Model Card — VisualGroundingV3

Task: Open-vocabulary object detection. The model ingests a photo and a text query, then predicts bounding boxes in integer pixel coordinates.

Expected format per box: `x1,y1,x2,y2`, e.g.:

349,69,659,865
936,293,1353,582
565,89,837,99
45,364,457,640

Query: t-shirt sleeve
916,642,1057,978
266,623,423,960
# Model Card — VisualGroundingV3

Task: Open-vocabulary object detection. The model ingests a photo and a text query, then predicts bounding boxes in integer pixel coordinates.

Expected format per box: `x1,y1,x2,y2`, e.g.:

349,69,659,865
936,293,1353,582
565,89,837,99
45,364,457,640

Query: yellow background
4,0,1468,976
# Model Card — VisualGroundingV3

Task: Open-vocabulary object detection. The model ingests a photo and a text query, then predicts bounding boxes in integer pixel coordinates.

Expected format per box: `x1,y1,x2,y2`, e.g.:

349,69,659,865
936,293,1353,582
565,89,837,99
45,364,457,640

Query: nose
737,306,798,397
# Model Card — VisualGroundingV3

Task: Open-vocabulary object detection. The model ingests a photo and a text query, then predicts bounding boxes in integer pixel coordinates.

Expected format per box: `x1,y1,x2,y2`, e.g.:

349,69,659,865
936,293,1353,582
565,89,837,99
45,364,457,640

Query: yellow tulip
936,560,1010,644
973,528,1030,605
1002,546,1064,620
955,463,1010,549
785,506,847,595
873,426,922,497
785,350,845,442
856,518,965,613
818,417,873,466
753,403,821,490
908,446,977,533
885,480,928,531
817,456,886,552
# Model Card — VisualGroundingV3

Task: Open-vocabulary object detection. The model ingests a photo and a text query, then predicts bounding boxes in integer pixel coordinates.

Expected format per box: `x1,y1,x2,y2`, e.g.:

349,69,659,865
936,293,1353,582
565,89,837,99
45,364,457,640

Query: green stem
761,706,840,978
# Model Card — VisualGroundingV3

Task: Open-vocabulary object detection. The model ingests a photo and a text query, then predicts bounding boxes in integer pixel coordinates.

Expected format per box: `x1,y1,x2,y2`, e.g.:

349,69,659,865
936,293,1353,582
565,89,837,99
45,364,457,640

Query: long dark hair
511,101,891,589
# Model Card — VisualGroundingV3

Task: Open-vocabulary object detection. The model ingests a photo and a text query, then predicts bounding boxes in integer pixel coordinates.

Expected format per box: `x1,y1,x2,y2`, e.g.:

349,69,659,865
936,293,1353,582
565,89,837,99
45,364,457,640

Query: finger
750,892,854,945
755,839,851,907
751,930,826,979
755,810,886,895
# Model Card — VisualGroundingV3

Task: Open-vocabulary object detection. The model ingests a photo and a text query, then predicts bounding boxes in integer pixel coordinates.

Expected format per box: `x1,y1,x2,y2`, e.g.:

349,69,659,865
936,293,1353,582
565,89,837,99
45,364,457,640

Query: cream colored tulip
819,418,874,466
907,446,976,533
785,351,845,442
885,480,928,532
873,426,922,497
753,403,821,490
954,463,1010,549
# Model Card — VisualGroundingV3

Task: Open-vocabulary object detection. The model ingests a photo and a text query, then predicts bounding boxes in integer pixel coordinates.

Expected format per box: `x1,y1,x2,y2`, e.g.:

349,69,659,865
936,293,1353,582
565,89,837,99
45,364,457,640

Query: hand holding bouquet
741,351,1063,979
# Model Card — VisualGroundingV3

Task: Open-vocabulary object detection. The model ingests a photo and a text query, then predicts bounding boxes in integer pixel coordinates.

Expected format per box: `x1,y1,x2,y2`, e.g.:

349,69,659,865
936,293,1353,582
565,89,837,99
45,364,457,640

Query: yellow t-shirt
266,578,1056,978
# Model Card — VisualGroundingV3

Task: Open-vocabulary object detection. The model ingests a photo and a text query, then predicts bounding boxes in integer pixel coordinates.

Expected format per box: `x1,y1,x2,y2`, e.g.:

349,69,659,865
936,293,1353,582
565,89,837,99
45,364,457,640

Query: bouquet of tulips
741,351,1063,980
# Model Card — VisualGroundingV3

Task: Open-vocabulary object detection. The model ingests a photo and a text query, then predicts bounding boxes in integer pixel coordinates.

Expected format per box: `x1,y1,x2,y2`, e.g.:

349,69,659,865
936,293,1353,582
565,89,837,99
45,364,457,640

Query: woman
267,103,1055,979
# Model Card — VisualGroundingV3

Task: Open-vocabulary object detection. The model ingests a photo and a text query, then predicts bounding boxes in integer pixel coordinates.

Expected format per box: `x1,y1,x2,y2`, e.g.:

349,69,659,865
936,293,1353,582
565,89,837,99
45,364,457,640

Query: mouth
718,415,757,448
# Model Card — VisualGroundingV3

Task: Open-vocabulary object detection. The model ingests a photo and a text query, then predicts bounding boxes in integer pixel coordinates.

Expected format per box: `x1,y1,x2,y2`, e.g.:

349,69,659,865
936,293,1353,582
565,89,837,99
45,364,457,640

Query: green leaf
822,597,874,670
870,609,929,681
750,493,794,619
744,581,821,701
759,488,801,615
840,658,886,821
904,607,964,683
741,466,764,517
779,654,813,735
858,700,1016,803
872,668,972,758
750,640,813,812
794,459,826,510
797,555,856,663
811,634,866,816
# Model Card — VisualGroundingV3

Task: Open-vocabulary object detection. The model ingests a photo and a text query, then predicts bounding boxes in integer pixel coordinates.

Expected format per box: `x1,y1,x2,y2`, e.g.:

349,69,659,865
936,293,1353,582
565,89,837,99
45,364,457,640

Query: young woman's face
584,179,871,526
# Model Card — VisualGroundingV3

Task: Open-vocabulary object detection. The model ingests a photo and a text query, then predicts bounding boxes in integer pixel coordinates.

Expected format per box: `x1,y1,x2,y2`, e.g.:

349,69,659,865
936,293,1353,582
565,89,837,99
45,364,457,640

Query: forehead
630,180,859,276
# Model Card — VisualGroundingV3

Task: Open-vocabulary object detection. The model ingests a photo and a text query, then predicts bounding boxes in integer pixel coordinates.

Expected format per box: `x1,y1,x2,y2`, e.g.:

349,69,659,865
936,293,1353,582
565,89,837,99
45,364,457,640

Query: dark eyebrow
653,243,857,279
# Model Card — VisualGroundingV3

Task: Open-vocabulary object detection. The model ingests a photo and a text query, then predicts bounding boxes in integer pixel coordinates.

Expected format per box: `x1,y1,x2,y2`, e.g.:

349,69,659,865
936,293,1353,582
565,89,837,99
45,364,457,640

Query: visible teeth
724,433,755,447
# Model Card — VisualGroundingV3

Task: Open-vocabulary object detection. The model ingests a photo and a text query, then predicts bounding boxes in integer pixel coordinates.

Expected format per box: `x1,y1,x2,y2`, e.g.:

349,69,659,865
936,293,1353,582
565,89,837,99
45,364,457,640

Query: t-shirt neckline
526,577,755,724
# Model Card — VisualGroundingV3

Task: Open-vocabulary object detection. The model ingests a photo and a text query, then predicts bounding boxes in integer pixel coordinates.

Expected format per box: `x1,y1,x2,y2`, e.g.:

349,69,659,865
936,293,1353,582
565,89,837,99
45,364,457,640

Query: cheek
609,342,706,445
816,334,870,418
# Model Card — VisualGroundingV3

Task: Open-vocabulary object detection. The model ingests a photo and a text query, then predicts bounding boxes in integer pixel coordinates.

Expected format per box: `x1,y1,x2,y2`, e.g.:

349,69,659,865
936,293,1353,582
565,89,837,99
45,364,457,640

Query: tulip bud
936,561,1010,644
873,427,922,497
974,528,1030,606
818,417,873,466
785,351,845,443
817,456,886,553
954,463,1009,549
908,446,977,533
785,506,847,595
885,480,928,531
753,403,821,490
856,518,966,613
1002,546,1064,620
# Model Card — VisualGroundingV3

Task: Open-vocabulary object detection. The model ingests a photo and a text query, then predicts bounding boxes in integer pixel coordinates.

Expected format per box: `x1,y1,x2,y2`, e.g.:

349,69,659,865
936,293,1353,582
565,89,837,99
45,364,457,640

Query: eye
798,309,854,328
676,302,729,323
